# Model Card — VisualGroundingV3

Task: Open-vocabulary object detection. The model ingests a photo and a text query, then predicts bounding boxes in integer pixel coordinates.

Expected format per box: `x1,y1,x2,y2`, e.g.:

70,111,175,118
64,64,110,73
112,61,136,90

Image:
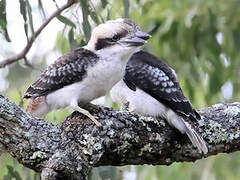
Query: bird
110,51,208,154
24,19,150,126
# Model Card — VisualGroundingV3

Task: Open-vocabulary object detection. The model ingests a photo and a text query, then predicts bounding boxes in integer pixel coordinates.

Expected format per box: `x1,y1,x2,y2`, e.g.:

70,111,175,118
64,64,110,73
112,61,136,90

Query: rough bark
0,94,240,180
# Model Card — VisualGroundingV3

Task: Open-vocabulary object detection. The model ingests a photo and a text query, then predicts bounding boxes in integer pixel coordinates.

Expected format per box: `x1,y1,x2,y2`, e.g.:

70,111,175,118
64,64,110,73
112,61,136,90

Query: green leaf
88,9,100,24
209,65,223,95
81,0,91,41
19,0,28,40
68,28,79,50
88,1,101,24
233,30,240,51
3,165,22,180
106,8,110,20
26,0,34,38
100,0,107,8
0,0,10,41
19,0,27,21
122,0,130,18
55,32,70,54
79,39,87,47
56,14,76,28
38,0,46,18
33,172,41,180
68,28,74,45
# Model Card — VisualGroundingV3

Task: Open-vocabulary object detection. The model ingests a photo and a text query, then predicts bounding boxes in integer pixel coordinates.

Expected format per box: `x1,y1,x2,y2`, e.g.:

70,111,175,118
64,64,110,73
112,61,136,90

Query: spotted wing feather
24,48,99,98
124,51,200,121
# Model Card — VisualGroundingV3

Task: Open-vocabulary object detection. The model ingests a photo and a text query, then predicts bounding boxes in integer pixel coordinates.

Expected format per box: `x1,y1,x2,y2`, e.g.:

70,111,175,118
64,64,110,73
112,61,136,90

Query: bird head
85,18,151,60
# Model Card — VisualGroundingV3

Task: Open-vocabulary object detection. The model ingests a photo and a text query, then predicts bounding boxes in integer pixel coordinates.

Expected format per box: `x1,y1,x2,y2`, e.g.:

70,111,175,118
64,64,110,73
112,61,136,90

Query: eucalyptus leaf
88,1,101,24
3,165,22,180
26,0,34,38
19,0,28,40
81,0,91,41
68,28,79,50
101,0,107,8
33,172,41,180
19,0,27,21
55,32,70,53
0,0,10,41
122,0,130,18
56,14,76,28
68,28,74,45
38,0,46,18
88,8,100,24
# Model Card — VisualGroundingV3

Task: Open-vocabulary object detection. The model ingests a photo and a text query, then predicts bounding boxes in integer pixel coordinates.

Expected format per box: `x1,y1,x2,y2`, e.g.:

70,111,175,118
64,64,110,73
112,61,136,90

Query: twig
23,56,35,69
0,0,77,68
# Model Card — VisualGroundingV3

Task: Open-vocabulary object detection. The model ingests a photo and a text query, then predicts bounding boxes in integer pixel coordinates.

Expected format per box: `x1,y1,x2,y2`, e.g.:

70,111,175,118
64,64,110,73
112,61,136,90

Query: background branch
0,95,240,179
0,0,77,68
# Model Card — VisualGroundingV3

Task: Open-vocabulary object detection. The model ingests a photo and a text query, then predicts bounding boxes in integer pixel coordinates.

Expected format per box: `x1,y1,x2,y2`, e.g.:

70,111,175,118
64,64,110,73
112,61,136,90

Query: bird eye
112,34,120,42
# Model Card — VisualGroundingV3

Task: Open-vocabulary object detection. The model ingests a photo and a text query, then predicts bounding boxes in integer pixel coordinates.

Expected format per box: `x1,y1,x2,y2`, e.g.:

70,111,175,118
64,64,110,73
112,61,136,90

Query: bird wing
123,51,200,121
24,48,99,98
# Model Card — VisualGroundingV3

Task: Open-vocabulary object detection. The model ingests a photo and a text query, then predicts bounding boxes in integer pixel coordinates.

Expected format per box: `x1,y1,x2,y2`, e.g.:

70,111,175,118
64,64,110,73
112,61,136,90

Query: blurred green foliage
1,0,240,179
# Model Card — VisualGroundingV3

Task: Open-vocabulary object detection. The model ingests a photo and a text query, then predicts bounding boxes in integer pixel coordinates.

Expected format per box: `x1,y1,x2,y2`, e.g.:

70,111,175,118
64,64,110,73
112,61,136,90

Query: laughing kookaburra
24,19,150,126
110,51,208,154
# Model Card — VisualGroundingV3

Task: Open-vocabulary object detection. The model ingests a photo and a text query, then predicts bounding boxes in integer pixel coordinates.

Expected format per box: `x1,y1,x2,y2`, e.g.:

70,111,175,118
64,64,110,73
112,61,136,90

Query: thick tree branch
0,0,77,68
0,94,240,179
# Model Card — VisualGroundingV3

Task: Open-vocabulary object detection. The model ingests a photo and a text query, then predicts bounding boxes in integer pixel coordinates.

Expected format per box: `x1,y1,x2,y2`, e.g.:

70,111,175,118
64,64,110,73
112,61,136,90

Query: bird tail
182,120,208,154
26,96,50,118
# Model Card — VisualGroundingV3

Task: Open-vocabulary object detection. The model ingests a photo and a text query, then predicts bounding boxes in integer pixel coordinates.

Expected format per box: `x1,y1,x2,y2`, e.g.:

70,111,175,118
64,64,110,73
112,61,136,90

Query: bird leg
70,103,101,127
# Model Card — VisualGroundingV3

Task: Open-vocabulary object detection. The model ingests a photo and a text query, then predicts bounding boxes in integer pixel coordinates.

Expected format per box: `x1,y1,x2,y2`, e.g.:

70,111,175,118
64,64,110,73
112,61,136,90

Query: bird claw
88,114,101,127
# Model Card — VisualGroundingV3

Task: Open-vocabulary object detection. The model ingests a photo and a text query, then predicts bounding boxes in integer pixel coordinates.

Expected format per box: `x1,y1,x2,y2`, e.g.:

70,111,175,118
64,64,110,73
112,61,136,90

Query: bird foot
87,114,101,127
70,105,102,127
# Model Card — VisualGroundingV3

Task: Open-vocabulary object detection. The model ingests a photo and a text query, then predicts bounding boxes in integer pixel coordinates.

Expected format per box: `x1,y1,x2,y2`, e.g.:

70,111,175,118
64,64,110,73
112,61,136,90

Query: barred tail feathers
183,120,208,154
166,110,208,154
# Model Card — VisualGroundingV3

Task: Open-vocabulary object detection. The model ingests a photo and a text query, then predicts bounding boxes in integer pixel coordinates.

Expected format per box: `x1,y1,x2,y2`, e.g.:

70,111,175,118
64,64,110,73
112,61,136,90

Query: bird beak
135,31,151,40
120,31,151,46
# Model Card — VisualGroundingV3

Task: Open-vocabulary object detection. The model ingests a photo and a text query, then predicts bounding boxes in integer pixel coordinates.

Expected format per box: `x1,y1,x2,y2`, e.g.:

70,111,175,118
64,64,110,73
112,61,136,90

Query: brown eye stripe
95,29,128,50
95,38,113,50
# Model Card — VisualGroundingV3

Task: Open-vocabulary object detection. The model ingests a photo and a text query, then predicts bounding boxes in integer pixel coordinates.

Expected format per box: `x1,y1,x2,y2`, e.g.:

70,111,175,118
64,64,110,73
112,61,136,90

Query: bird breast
88,57,127,89
46,56,127,109
111,80,168,116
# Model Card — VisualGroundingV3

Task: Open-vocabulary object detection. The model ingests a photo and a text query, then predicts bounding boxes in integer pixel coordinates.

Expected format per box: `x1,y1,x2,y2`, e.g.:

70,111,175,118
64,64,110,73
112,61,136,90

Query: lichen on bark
1,94,240,179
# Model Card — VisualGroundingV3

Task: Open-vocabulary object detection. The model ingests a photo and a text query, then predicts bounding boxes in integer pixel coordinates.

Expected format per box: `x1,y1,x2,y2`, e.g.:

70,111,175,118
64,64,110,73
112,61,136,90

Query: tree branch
0,94,240,179
0,0,77,68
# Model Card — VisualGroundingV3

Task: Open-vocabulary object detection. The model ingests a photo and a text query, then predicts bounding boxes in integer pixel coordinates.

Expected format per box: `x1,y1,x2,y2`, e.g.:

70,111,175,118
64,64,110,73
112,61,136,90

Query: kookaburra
24,19,150,126
110,51,208,154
